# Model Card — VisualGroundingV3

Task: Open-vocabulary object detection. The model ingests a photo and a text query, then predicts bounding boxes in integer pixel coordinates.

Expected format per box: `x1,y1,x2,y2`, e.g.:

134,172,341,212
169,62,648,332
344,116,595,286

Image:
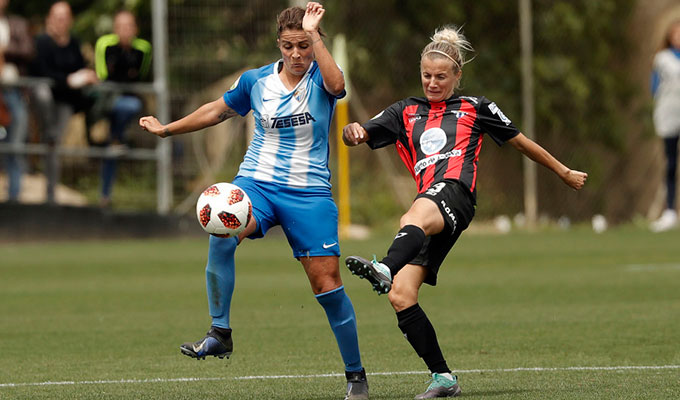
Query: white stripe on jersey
230,60,336,189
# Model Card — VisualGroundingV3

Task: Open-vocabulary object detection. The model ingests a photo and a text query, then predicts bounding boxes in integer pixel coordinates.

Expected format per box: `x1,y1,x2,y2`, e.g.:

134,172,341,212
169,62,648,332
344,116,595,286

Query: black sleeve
477,97,520,146
362,100,405,149
31,35,84,88
32,36,62,81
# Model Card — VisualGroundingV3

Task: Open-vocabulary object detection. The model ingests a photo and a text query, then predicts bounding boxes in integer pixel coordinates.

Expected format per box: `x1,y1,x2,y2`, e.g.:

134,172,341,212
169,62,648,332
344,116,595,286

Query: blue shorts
232,176,340,258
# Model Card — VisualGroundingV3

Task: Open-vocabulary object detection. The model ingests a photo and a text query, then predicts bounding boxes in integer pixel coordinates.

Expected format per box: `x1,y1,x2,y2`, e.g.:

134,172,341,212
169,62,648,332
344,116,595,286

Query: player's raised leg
180,207,258,360
346,199,433,295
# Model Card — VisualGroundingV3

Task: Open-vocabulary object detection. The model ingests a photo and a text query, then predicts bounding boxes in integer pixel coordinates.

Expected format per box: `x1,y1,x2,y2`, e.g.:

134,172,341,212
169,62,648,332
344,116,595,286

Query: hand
139,116,169,138
342,122,366,146
67,69,98,88
302,2,325,35
83,69,99,85
562,169,588,190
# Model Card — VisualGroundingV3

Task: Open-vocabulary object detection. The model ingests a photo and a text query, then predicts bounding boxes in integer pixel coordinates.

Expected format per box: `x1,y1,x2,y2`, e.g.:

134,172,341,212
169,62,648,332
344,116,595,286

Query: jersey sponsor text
414,149,462,175
270,112,316,129
488,102,512,125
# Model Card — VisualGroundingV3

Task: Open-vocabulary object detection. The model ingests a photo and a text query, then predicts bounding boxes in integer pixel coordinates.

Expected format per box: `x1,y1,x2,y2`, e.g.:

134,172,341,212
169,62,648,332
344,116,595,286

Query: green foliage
533,0,636,149
8,1,641,220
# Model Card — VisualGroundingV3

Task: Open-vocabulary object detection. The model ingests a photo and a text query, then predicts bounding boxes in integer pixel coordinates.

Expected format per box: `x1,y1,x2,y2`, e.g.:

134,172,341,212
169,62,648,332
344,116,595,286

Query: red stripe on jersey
419,101,447,192
469,135,484,192
399,105,420,180
395,143,416,180
444,99,477,186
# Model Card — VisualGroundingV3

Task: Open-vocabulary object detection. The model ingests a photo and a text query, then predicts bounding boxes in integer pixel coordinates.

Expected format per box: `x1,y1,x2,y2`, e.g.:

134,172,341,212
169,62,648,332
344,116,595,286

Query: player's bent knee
303,256,342,295
388,287,417,312
399,214,417,229
311,279,342,295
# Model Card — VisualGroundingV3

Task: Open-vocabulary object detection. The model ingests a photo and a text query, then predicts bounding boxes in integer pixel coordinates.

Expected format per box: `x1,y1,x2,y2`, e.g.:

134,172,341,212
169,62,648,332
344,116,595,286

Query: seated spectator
94,10,151,207
31,1,98,203
0,0,34,202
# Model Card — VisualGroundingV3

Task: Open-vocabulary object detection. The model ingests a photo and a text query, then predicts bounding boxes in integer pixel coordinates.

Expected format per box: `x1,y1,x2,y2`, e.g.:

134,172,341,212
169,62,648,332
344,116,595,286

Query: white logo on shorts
425,182,446,196
322,242,338,249
440,200,457,231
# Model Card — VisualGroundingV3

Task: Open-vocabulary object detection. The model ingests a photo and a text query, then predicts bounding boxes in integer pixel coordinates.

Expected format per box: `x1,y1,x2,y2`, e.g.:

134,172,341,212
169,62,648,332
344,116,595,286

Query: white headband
423,49,459,67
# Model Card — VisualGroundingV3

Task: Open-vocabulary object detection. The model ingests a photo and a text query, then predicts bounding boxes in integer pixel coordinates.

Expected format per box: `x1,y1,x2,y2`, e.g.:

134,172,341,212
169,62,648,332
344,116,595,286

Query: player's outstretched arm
508,133,588,190
303,2,344,96
139,98,238,138
342,122,370,146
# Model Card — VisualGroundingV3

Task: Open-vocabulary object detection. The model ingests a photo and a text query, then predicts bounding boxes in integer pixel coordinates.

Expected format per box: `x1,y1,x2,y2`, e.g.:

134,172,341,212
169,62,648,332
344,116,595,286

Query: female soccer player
342,26,587,399
140,3,368,399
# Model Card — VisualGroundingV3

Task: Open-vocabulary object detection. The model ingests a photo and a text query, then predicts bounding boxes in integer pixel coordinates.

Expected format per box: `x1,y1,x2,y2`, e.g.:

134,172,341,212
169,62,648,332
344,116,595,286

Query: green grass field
1,226,679,399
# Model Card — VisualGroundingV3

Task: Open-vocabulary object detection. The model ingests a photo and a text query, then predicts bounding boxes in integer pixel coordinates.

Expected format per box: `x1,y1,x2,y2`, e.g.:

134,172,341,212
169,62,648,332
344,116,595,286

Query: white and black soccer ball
196,182,252,238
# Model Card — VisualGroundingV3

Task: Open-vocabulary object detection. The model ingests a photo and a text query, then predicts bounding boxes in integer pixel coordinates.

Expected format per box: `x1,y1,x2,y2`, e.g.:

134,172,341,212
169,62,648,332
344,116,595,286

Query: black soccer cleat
179,327,233,360
344,368,369,400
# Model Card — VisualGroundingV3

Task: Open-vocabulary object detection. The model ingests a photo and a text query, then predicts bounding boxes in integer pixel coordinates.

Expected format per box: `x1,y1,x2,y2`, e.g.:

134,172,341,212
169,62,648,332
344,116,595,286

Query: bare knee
311,275,342,295
399,213,419,229
388,285,418,312
301,256,342,295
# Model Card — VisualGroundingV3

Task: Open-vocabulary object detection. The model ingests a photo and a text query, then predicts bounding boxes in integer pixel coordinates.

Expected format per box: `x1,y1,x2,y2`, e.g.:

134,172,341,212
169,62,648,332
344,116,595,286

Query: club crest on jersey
260,114,270,129
270,112,316,128
488,102,512,125
419,127,447,155
451,110,468,119
293,87,307,102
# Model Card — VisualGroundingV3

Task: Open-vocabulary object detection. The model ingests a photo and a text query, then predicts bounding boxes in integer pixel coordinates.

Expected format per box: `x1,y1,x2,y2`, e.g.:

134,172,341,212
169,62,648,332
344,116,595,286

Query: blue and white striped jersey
223,60,344,189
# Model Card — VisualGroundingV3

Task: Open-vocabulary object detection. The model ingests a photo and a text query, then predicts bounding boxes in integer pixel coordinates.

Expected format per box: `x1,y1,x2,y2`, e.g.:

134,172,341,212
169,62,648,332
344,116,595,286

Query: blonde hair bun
421,25,474,73
431,27,462,46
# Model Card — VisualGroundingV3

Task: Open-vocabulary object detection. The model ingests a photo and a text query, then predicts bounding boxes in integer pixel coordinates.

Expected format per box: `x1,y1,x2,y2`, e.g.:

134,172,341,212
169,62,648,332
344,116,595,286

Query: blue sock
315,286,363,372
206,235,238,329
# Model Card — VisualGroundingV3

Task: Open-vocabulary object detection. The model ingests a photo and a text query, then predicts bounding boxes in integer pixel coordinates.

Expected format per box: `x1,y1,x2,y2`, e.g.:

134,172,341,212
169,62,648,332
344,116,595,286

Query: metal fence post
519,0,537,228
152,0,172,215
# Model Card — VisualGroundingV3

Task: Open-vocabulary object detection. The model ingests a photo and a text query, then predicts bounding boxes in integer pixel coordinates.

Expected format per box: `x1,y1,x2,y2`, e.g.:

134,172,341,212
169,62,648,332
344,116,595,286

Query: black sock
396,303,450,374
381,225,426,276
211,326,232,342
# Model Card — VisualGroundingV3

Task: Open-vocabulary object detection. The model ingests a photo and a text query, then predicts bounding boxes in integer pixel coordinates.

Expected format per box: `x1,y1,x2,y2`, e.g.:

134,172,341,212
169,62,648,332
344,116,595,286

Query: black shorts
411,179,476,286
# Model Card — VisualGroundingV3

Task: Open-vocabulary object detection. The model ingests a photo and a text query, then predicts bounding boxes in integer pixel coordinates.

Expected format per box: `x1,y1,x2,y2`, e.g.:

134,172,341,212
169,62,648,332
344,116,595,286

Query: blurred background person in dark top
0,0,33,202
31,1,98,203
94,9,151,207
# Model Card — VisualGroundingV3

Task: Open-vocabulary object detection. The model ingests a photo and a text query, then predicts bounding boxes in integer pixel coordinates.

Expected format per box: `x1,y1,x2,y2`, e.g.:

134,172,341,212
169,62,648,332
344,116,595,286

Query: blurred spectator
0,0,33,202
94,10,151,207
650,19,680,232
31,1,97,203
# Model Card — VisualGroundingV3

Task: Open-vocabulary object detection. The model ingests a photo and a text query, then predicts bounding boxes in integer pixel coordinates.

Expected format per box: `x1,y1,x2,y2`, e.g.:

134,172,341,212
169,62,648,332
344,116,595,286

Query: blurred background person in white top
650,19,680,232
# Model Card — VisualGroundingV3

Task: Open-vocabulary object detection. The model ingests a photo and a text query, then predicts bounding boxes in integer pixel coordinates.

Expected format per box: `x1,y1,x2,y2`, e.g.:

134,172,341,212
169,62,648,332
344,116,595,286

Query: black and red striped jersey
363,95,520,200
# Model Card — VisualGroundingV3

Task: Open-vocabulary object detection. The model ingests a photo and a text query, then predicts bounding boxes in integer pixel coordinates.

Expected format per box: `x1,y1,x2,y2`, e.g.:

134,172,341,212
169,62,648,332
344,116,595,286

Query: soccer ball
196,182,252,238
